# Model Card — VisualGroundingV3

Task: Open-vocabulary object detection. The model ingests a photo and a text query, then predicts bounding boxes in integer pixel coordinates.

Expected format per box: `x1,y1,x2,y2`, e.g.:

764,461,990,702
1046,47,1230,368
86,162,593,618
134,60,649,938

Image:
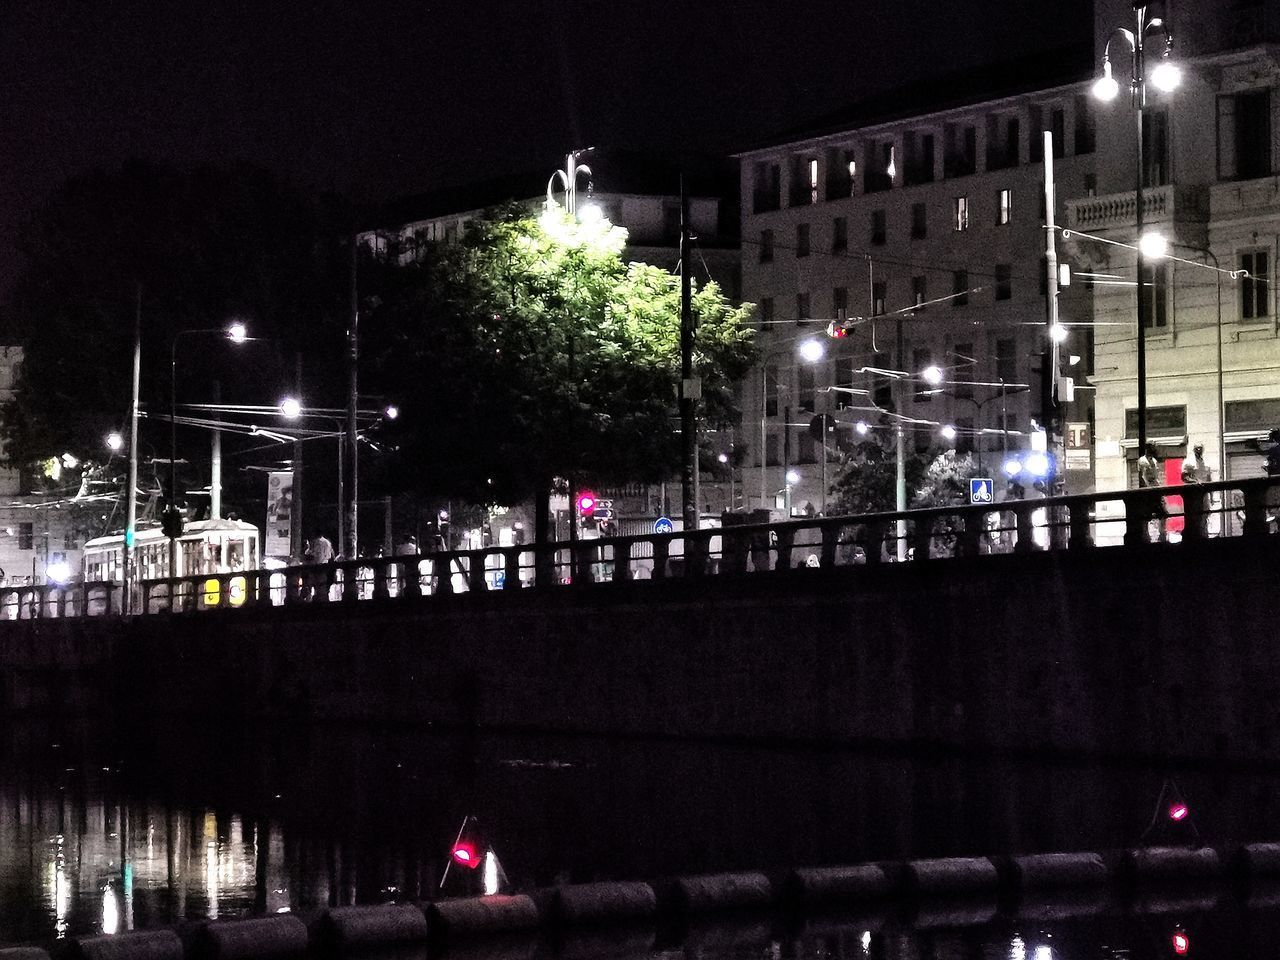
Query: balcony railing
1066,184,1209,232
3,477,1277,621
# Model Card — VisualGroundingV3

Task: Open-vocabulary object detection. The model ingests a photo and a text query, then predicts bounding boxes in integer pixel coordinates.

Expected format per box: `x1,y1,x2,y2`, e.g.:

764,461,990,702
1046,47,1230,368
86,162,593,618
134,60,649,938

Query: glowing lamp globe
798,339,826,363
1150,59,1182,93
1092,61,1120,101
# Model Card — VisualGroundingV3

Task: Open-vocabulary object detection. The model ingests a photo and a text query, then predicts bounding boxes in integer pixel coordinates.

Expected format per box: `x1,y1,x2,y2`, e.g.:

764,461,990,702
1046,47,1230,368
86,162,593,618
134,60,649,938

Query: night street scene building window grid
954,196,969,231
1240,250,1270,320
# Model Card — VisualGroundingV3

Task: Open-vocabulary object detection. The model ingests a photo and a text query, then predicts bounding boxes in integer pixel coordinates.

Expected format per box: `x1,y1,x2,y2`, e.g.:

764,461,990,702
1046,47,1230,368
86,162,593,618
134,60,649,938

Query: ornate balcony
1065,184,1208,233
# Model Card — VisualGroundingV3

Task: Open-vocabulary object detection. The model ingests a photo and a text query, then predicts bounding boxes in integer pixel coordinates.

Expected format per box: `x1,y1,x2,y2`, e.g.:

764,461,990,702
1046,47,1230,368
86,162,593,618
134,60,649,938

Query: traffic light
576,492,597,520
161,503,184,540
826,320,848,339
451,840,481,870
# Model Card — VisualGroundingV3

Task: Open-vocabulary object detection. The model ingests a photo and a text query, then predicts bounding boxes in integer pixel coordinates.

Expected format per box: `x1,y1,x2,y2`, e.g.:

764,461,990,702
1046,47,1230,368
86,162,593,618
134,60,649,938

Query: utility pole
290,353,304,562
894,313,907,561
124,284,141,614
345,235,360,559
679,174,699,532
210,380,222,520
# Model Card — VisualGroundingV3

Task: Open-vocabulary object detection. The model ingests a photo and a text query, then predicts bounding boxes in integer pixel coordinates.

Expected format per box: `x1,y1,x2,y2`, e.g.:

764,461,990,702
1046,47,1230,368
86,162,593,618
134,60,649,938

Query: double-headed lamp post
1093,1,1181,455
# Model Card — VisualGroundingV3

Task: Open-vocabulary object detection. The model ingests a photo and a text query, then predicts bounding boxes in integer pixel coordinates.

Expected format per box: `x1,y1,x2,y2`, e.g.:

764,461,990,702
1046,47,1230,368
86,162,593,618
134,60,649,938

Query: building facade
1070,0,1280,511
736,51,1099,515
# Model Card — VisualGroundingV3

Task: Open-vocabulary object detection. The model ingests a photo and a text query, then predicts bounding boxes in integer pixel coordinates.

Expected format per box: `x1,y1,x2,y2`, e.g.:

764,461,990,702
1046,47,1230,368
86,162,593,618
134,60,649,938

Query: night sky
0,1,1093,307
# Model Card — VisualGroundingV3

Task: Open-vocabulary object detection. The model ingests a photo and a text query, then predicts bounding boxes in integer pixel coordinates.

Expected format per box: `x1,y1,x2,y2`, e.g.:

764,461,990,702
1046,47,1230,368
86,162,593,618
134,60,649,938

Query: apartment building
1068,0,1280,507
737,47,1099,515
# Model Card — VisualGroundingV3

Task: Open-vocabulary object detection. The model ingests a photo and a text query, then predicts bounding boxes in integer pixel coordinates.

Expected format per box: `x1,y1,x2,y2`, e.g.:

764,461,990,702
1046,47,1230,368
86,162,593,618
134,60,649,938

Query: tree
828,433,927,516
911,449,980,510
364,207,755,527
2,161,350,513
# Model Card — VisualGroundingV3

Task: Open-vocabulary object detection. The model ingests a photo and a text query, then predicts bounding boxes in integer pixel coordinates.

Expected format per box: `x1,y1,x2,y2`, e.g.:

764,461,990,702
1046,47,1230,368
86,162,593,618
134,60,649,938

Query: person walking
1181,442,1213,536
308,532,333,600
1136,443,1166,542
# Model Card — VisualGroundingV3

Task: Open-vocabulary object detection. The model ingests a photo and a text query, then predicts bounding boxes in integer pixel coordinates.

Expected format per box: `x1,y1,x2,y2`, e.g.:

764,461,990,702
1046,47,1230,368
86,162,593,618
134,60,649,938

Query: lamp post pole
124,285,142,614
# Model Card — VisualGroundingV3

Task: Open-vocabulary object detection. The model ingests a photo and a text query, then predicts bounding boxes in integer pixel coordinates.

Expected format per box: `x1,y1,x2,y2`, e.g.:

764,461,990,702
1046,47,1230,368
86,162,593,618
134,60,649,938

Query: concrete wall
2,538,1278,764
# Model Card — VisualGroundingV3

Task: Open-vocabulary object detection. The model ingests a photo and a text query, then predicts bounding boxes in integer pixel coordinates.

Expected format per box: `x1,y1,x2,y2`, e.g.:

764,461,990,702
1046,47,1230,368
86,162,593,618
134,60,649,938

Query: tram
82,518,261,583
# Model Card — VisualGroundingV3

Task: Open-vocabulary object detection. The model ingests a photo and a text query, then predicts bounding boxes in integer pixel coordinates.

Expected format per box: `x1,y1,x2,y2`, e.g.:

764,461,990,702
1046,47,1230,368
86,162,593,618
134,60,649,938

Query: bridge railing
10,476,1278,618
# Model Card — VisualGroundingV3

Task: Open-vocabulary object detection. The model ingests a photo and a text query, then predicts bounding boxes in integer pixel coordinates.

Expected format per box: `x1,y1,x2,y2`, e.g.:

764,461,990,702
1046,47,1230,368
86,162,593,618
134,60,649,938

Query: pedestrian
1136,442,1167,542
307,532,333,601
1181,443,1211,484
395,534,417,556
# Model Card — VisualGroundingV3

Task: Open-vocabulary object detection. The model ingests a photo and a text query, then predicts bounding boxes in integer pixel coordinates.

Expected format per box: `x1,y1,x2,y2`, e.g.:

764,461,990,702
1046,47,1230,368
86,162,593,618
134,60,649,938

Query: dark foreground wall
1,537,1277,763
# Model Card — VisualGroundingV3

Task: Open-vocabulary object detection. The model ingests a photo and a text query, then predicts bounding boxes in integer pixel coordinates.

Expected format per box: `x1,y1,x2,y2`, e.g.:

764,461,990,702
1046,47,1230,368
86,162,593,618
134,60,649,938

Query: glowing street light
785,469,800,485
1092,59,1120,101
855,421,869,436
1150,52,1182,92
798,339,826,364
106,432,124,452
940,424,957,441
227,321,249,344
1139,230,1169,259
384,404,400,421
279,397,302,420
921,365,944,386
1049,324,1069,343
1003,458,1023,477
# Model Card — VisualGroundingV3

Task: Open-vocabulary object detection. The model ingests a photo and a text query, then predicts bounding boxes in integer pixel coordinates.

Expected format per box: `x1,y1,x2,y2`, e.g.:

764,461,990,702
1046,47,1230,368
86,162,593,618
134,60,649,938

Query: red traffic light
1171,931,1189,955
1169,802,1189,821
576,493,597,516
451,841,481,869
826,321,848,339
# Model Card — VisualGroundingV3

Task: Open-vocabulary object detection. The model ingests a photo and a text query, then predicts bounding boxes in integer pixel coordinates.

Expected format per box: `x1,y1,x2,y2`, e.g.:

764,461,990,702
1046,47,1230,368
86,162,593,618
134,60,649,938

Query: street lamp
940,424,957,442
106,432,123,453
279,397,302,420
798,338,826,364
1093,2,1181,454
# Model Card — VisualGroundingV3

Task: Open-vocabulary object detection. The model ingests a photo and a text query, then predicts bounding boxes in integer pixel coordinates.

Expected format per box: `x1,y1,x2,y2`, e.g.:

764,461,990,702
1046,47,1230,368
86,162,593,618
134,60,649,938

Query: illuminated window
953,196,969,231
998,188,1012,225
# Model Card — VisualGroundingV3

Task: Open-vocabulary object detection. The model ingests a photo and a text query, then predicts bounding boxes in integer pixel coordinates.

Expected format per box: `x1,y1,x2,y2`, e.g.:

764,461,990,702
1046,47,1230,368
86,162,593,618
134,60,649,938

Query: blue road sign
654,516,675,534
970,477,994,505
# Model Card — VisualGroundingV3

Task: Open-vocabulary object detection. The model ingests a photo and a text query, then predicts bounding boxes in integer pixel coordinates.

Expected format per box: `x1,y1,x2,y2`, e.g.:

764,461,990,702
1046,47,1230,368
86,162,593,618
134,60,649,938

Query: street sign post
654,516,674,534
969,477,994,505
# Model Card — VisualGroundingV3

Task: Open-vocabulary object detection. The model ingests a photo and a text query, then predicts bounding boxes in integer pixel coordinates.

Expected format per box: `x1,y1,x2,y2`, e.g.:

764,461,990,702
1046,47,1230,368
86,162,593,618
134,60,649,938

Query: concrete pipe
73,931,184,960
1122,846,1222,883
786,865,891,905
427,895,540,939
199,916,309,960
670,873,772,914
551,881,658,925
1011,852,1109,889
905,858,999,895
318,904,429,950
0,949,52,960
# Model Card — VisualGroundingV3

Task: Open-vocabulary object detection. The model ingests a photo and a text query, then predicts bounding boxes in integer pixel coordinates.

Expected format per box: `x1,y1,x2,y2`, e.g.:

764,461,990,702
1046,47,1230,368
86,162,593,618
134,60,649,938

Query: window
1124,405,1186,439
953,196,969,231
64,530,76,550
872,281,886,316
1049,108,1065,159
759,297,774,323
994,264,1012,301
754,162,782,212
911,202,927,239
872,351,893,408
1083,173,1097,197
1142,108,1170,187
834,360,855,408
1219,90,1272,180
765,433,781,466
871,209,886,245
832,216,848,253
997,188,1012,225
1074,94,1096,154
913,349,932,402
1240,250,1271,319
759,229,774,263
808,157,820,204
1139,262,1169,328
865,141,894,193
952,270,969,306
996,338,1017,383
833,286,849,318
798,363,816,413
826,148,857,199
911,276,927,310
796,292,810,322
18,523,32,551
764,364,780,417
954,342,974,399
796,223,810,257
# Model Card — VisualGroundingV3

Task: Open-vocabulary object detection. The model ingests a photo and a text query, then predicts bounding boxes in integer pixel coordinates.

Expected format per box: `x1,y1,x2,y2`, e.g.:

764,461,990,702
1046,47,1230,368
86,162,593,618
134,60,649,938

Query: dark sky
0,1,1093,301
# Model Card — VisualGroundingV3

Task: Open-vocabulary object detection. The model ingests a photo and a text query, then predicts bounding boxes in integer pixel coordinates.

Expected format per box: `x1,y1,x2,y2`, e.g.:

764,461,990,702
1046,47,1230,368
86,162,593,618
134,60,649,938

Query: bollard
669,872,771,914
785,865,892,906
199,916,308,960
550,881,658,925
1011,852,1109,889
1122,846,1222,883
317,904,429,951
73,931,184,960
427,895,540,940
905,857,999,896
1236,843,1280,877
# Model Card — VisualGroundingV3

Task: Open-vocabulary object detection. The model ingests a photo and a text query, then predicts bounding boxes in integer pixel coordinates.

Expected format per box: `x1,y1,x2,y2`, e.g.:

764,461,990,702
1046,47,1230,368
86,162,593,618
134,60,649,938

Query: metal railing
4,476,1278,619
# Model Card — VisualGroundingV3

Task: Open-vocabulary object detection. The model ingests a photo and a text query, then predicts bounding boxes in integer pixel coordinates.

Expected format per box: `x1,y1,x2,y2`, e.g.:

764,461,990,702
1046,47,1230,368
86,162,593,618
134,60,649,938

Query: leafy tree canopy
2,160,349,479
365,207,756,507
